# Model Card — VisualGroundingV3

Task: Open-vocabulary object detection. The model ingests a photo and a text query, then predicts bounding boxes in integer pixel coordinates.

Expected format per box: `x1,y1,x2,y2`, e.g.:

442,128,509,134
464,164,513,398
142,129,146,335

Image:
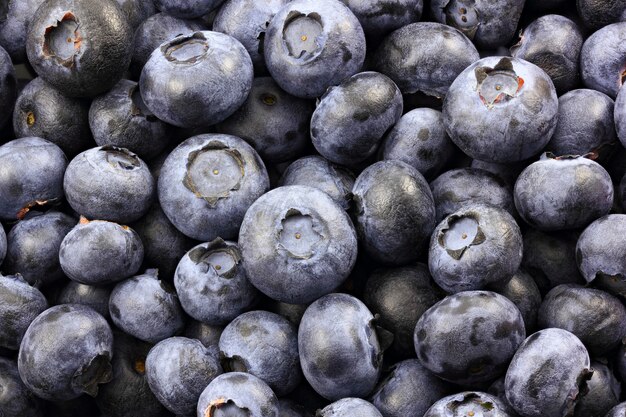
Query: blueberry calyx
71,353,113,397
204,398,251,417
438,213,485,260
443,0,479,39
187,238,241,277
282,11,324,61
445,392,495,415
42,12,82,69
276,208,324,259
220,354,249,373
101,146,141,170
16,198,57,220
475,58,524,109
162,32,209,64
560,367,593,416
129,84,157,122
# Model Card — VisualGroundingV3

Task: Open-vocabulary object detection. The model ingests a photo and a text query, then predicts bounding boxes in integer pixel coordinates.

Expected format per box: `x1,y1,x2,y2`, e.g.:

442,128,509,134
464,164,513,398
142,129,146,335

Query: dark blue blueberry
159,133,269,241
146,337,222,416
514,155,613,231
263,0,366,99
510,15,583,94
0,45,16,129
64,146,155,223
444,57,558,163
3,211,75,286
0,0,45,63
17,304,114,401
57,282,112,319
428,205,523,293
318,398,381,417
0,273,48,350
573,361,620,417
614,82,626,150
423,392,513,417
0,357,44,417
352,160,435,265
196,372,279,417
263,300,309,327
504,329,592,417
154,0,225,18
487,377,520,417
470,158,529,186
140,31,253,128
174,239,258,325
340,0,422,37
311,72,403,166
216,76,314,163
115,0,157,30
0,137,67,222
109,270,186,344
414,291,525,385
26,0,133,97
278,399,311,417
239,186,358,304
184,321,223,349
488,270,542,335
374,22,479,98
369,359,452,417
59,219,144,286
580,22,626,99
577,0,626,30
298,293,381,400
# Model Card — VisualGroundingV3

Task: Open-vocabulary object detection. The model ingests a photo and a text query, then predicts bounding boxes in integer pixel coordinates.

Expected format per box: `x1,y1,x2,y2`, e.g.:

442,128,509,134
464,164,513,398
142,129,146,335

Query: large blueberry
0,45,16,129
340,0,422,36
57,281,112,319
239,186,357,304
444,57,558,163
154,0,225,18
580,22,626,99
423,392,514,417
488,270,542,334
0,0,46,63
318,398,382,417
0,357,44,417
158,133,269,241
17,304,114,401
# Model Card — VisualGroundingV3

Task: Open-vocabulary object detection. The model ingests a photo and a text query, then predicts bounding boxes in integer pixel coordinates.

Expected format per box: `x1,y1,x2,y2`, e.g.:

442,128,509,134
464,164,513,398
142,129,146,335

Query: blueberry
352,160,435,265
0,45,16,129
0,0,45,63
580,22,626,99
487,377,520,417
428,205,523,293
339,0,423,37
154,0,225,19
414,291,525,385
311,72,403,166
279,399,311,417
577,0,626,30
379,108,456,181
504,329,593,417
510,15,583,94
196,372,279,417
0,357,44,417
59,219,144,286
263,300,309,327
444,57,558,163
614,82,626,150
0,137,67,222
515,154,614,231
317,398,382,417
109,270,186,344
17,304,114,401
263,0,366,99
573,361,621,417
423,392,513,417
0,225,5,266
430,167,516,223
3,211,75,286
174,239,258,325
57,282,112,319
114,0,157,30
184,321,223,349
219,310,301,395
140,31,253,128
216,76,314,163
488,270,542,334
606,403,626,417
470,158,528,186
374,22,479,97
0,273,48,350
298,293,381,400
159,133,269,241
26,0,133,97
146,337,222,415
369,359,452,417
239,186,358,304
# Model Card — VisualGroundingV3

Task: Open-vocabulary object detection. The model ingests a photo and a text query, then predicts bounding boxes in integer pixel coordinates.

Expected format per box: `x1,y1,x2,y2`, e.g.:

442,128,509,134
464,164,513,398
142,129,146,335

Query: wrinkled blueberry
580,22,626,99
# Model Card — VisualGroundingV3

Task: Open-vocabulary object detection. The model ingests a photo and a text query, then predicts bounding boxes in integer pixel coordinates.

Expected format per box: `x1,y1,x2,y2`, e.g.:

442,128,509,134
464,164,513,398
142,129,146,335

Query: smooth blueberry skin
363,264,443,359
369,359,452,417
196,372,279,417
264,0,366,99
514,155,614,231
0,224,5,266
318,398,381,417
174,239,258,325
444,56,558,163
428,204,523,293
3,211,75,286
0,274,48,351
64,146,155,224
146,337,222,416
59,220,144,286
239,185,358,304
577,0,626,31
0,357,44,417
18,304,114,401
130,12,205,78
213,0,289,73
0,0,45,63
504,329,592,417
57,282,112,319
311,72,403,166
510,14,583,95
374,22,479,98
216,77,314,164
299,293,382,401
352,160,435,265
574,361,620,417
614,83,626,150
339,0,422,37
159,133,269,241
109,270,186,344
115,0,157,30
0,137,67,222
379,108,455,181
581,22,626,99
219,310,301,396
140,30,253,128
13,77,93,157
184,321,223,349
423,392,513,417
89,79,170,160
430,167,516,223
488,270,542,334
154,0,225,18
26,0,133,98
0,45,16,129
415,291,526,385
606,402,626,417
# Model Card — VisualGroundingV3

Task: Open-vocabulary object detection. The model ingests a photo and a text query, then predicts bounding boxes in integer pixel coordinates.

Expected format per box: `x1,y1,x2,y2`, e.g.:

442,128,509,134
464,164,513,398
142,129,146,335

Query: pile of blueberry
2,0,626,416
